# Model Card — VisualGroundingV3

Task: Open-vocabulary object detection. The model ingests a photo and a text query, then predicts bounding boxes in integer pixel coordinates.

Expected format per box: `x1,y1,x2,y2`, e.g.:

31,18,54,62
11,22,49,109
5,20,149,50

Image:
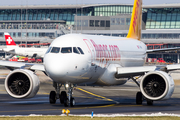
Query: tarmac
0,69,180,116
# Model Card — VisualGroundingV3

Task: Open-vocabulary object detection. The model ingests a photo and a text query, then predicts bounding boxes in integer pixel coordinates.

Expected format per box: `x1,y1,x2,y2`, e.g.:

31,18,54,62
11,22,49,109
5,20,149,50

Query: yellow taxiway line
76,87,119,104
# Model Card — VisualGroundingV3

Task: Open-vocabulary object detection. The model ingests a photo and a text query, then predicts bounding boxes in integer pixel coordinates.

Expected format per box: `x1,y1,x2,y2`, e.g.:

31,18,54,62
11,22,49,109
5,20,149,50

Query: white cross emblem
7,37,12,44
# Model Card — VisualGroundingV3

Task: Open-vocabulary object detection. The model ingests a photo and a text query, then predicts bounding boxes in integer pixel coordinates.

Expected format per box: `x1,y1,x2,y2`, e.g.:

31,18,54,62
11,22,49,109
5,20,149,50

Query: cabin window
73,47,80,54
51,47,60,53
61,47,72,53
77,47,84,54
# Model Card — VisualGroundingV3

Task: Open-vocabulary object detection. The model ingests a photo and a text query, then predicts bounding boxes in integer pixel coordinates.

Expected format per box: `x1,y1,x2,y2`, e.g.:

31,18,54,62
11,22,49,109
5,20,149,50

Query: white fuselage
44,34,147,85
3,47,48,58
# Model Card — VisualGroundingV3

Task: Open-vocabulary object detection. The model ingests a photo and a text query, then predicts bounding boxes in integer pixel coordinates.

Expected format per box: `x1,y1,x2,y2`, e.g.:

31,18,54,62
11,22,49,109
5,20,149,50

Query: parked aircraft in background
3,32,48,58
0,0,180,107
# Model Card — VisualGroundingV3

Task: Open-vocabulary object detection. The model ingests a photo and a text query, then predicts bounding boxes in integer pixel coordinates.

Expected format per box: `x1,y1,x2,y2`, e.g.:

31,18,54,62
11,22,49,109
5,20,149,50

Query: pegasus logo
7,37,12,44
132,0,140,33
90,40,121,62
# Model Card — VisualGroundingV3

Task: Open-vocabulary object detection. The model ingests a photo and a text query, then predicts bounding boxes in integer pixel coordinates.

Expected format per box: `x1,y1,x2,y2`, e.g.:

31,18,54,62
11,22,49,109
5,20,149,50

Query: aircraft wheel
60,91,67,104
136,92,143,105
147,99,153,106
49,91,56,104
64,98,69,107
70,97,75,107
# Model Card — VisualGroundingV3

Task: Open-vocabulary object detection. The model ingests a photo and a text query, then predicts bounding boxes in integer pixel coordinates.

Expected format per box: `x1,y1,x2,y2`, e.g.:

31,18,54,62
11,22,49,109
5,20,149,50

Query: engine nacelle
5,69,40,99
140,71,174,101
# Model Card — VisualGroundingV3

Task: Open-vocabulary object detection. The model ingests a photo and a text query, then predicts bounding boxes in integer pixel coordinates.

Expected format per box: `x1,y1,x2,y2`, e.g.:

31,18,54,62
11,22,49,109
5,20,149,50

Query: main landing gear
136,91,153,105
132,77,154,106
49,82,75,107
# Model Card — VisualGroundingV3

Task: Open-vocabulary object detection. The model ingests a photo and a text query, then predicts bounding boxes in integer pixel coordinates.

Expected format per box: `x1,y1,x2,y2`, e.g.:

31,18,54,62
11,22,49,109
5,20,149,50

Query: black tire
64,98,69,107
49,91,56,104
136,92,143,105
60,91,67,104
147,99,153,106
70,97,75,107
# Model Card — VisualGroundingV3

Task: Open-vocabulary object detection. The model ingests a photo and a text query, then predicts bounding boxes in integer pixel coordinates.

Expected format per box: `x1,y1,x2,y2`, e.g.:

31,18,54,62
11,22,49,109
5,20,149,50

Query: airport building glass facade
94,5,133,16
89,33,180,39
145,8,180,29
0,5,133,25
0,4,180,63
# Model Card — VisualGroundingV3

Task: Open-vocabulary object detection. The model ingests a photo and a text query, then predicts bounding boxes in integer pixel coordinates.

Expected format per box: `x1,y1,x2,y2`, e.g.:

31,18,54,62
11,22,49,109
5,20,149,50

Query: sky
1,0,180,6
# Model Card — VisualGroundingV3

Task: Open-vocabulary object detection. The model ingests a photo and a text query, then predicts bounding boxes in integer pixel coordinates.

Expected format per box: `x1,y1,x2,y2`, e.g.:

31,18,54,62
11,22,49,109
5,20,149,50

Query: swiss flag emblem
4,34,16,46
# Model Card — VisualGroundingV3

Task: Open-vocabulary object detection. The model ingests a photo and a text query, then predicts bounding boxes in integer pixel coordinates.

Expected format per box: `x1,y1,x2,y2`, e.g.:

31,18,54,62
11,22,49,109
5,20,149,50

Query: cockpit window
51,47,60,53
61,47,72,53
73,47,80,54
46,47,52,54
77,47,84,54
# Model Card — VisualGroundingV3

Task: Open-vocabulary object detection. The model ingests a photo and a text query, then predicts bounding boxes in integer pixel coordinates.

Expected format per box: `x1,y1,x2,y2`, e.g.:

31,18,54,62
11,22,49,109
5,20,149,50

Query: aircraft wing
0,60,45,71
3,50,15,55
146,47,180,53
116,64,180,78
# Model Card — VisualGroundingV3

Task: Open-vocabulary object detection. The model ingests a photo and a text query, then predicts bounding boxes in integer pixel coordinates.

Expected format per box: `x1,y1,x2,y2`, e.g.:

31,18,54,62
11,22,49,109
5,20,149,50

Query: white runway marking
71,112,180,117
1,112,180,117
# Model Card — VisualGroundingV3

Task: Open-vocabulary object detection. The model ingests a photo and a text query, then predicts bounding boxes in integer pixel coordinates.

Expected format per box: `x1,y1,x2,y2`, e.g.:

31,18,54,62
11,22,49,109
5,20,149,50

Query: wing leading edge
0,60,45,71
146,47,180,53
116,64,180,78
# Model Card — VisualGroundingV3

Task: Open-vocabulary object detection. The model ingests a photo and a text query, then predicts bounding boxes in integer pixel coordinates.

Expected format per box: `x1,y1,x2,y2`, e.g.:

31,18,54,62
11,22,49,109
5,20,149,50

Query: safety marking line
77,87,119,104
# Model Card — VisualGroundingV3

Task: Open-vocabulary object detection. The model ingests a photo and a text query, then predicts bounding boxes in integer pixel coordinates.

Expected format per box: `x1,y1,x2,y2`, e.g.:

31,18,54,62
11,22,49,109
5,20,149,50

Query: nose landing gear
49,82,75,107
64,84,75,107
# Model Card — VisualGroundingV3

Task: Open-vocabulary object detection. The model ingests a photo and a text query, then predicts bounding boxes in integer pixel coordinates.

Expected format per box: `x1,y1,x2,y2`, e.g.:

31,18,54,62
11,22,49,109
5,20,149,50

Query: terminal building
0,3,180,63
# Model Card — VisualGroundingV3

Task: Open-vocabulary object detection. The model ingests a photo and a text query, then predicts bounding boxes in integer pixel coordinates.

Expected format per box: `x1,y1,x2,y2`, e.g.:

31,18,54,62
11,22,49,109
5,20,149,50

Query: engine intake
5,69,40,99
140,71,174,101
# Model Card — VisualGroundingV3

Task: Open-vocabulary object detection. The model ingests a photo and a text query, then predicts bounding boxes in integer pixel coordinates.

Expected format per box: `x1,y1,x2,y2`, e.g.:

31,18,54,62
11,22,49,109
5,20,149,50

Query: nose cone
44,54,68,81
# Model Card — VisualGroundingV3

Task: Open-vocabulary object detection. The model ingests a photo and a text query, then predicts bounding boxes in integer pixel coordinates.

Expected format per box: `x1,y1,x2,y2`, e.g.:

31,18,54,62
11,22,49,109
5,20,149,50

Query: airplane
2,32,48,58
1,0,180,107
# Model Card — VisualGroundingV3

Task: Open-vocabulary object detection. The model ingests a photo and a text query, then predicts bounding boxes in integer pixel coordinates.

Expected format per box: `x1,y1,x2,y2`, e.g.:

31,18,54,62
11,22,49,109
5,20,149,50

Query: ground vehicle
9,57,18,61
157,58,166,63
28,58,36,63
36,58,42,63
9,56,42,63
